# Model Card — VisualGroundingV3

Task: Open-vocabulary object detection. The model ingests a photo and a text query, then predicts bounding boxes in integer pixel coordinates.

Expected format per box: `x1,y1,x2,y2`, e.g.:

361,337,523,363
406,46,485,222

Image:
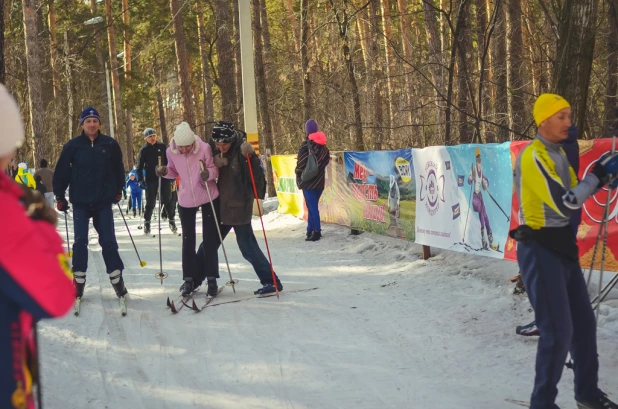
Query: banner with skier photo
412,143,513,258
505,138,618,272
344,150,416,240
318,152,351,227
271,155,305,218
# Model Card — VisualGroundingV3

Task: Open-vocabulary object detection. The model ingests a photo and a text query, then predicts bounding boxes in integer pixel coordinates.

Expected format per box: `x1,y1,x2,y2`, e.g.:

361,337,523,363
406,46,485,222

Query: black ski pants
144,178,175,223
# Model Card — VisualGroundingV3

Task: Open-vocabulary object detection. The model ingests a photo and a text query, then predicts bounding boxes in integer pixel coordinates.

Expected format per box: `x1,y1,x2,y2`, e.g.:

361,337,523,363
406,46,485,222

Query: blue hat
80,107,101,125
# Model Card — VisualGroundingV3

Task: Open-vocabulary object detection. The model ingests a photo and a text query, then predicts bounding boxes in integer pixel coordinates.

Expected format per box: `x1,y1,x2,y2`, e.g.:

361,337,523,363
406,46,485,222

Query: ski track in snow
40,202,618,408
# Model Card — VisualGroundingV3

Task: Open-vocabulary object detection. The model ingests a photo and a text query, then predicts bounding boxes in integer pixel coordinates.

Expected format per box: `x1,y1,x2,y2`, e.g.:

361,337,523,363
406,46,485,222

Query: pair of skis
167,287,224,314
73,296,127,317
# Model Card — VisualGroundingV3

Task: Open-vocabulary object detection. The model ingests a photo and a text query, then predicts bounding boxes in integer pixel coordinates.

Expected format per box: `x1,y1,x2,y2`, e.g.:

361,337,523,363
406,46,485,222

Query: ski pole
155,156,167,284
33,322,43,409
486,190,510,221
461,173,474,244
200,160,237,292
245,153,279,299
63,212,73,257
116,203,147,268
595,136,617,326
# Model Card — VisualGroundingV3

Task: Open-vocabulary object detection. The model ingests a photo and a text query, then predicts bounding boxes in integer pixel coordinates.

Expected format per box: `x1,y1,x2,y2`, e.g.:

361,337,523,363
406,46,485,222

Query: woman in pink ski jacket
155,122,220,296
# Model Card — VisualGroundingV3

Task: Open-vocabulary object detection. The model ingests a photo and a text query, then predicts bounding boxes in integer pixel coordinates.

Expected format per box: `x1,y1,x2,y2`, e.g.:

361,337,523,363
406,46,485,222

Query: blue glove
592,152,618,186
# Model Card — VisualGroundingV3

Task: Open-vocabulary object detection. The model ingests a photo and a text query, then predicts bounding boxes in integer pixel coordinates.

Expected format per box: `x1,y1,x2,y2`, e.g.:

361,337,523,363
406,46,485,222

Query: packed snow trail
40,204,618,408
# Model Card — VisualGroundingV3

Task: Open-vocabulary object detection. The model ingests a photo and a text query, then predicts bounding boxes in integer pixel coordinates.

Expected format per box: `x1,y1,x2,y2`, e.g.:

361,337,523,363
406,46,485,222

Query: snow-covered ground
42,201,618,408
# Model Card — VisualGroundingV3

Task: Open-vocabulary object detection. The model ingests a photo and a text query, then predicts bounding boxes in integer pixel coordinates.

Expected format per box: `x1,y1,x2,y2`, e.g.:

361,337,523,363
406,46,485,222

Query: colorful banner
271,155,305,218
506,139,618,272
412,143,513,258
344,150,415,240
319,152,351,227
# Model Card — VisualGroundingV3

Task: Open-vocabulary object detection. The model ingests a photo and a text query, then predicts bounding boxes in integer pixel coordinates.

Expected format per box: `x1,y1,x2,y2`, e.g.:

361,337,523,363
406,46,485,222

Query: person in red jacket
0,84,75,408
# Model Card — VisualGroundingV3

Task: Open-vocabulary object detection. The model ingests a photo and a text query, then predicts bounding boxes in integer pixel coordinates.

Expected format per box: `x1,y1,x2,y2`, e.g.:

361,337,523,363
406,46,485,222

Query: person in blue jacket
53,107,128,302
126,171,143,217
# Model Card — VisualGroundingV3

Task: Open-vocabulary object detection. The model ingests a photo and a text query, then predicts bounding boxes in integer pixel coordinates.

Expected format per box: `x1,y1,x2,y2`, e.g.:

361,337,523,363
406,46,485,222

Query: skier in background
0,84,74,409
34,159,55,207
468,148,497,250
126,171,143,218
14,162,36,189
137,127,177,235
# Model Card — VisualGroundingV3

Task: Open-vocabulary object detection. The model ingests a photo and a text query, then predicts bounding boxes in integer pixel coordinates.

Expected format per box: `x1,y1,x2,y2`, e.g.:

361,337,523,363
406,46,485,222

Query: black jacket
214,137,266,226
137,142,168,181
53,131,125,206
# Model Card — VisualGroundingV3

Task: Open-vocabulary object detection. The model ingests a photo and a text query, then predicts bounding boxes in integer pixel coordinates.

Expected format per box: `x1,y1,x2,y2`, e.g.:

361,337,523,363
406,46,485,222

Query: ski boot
73,271,86,298
180,278,195,297
206,277,218,296
515,320,539,337
577,393,618,409
144,222,151,235
169,220,178,235
254,282,283,295
109,270,128,297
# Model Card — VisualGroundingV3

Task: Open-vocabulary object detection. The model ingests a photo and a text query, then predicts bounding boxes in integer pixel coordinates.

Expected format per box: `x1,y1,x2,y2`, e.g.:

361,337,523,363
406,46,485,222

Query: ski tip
170,301,178,314
191,300,199,312
166,297,171,307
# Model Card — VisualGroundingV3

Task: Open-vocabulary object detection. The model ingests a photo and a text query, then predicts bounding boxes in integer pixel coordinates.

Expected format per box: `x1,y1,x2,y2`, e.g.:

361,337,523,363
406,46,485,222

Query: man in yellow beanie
511,93,618,409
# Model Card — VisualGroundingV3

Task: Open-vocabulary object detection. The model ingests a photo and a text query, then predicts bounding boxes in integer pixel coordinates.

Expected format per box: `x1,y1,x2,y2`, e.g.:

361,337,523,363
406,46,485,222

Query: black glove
114,192,123,204
56,197,69,213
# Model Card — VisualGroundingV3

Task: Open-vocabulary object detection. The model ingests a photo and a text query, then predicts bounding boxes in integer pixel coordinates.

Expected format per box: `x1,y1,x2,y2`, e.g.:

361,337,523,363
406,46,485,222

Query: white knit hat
18,162,27,169
0,85,25,157
173,122,197,146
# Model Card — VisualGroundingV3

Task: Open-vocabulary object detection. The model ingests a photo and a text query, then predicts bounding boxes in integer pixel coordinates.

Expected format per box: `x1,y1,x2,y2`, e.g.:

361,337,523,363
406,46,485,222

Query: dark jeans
517,241,602,409
178,199,220,284
72,204,124,274
199,223,281,287
304,189,323,233
144,178,175,223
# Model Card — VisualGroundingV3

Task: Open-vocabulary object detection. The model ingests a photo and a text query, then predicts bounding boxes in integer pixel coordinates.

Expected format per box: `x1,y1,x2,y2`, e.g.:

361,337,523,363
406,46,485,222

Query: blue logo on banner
452,203,461,220
457,175,465,187
445,161,451,170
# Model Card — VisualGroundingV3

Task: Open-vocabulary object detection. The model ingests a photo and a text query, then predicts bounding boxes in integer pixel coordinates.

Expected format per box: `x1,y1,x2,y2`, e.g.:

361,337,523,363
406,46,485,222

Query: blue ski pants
304,189,323,233
517,241,602,409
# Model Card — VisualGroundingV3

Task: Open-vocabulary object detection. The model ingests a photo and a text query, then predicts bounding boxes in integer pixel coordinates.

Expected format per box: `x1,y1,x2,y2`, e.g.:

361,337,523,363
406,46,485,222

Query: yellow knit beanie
533,94,571,126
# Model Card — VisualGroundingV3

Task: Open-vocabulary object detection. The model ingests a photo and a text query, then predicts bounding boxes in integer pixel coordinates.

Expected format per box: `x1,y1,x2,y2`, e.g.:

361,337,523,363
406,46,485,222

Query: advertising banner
319,152,352,227
271,155,305,218
344,150,415,240
412,143,513,258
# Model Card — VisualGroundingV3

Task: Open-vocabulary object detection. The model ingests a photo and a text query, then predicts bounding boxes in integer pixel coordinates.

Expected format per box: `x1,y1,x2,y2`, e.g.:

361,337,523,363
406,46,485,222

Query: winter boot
180,278,195,297
305,231,312,240
254,282,283,295
133,208,137,217
169,220,178,235
577,393,618,409
144,222,151,235
73,271,86,299
206,277,218,296
481,227,488,250
515,320,539,337
109,270,128,298
307,231,322,242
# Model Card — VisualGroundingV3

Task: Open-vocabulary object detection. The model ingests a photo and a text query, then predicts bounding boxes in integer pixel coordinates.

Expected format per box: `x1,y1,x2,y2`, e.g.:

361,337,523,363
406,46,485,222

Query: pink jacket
164,135,219,208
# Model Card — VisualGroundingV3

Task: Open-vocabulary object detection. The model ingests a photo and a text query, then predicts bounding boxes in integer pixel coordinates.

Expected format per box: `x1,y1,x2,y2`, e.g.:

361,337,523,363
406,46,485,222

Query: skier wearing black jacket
194,121,282,295
53,107,128,301
137,128,177,235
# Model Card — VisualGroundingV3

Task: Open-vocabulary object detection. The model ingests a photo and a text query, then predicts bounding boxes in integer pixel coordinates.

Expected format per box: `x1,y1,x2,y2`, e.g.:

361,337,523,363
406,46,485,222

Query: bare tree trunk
170,0,196,128
122,0,134,168
22,0,47,163
251,0,275,197
300,0,312,120
492,0,509,141
422,0,444,142
380,0,395,147
196,0,215,138
553,0,598,133
506,0,526,138
397,0,414,132
329,0,364,150
606,0,618,127
105,0,128,167
47,0,62,160
90,0,108,134
214,0,238,121
456,0,473,144
368,1,385,150
156,87,169,145
232,0,244,128
283,0,300,51
63,31,74,140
